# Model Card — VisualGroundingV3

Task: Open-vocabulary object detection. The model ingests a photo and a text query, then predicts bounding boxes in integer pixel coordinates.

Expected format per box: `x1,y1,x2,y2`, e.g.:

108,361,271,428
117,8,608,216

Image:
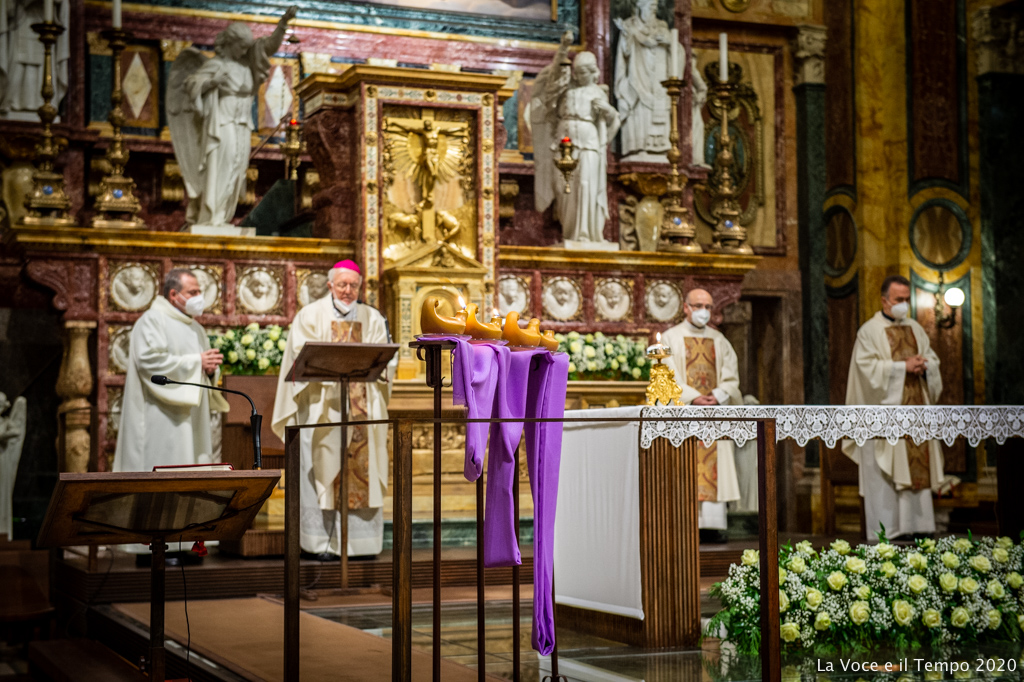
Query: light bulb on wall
943,287,965,308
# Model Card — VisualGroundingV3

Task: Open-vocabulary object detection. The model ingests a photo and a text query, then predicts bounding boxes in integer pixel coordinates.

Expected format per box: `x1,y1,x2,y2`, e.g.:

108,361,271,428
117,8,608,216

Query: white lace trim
639,405,1024,449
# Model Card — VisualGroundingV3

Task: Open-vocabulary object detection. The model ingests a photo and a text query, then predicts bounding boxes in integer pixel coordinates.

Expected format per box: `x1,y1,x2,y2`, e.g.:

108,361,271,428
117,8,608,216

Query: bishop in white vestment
272,261,394,557
842,275,958,539
661,288,742,531
114,269,227,473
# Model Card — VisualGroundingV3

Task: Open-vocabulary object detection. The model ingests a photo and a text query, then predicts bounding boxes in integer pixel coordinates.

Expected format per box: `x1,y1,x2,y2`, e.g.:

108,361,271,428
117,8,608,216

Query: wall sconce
934,271,964,329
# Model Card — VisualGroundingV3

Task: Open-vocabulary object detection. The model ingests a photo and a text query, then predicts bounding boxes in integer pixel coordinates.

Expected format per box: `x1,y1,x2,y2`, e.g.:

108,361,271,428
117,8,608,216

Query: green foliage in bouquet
209,322,288,375
554,331,650,381
707,533,1024,657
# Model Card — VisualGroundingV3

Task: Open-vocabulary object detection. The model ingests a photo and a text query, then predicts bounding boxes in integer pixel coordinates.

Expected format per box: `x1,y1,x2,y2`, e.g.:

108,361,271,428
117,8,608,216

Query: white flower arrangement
554,331,650,382
209,322,288,375
707,532,1024,657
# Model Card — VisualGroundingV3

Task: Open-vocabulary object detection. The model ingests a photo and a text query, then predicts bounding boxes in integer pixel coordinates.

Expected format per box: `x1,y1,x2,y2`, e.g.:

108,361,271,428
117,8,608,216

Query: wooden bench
28,639,147,682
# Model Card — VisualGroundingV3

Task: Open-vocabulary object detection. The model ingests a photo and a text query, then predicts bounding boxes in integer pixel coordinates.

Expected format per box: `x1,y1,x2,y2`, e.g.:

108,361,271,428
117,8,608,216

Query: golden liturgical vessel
539,330,559,351
502,311,541,346
645,333,682,406
464,304,502,339
420,297,467,335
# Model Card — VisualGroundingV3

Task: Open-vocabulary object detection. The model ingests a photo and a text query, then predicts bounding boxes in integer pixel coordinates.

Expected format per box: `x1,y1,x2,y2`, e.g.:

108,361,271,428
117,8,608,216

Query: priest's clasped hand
905,355,927,376
692,394,720,406
201,349,224,375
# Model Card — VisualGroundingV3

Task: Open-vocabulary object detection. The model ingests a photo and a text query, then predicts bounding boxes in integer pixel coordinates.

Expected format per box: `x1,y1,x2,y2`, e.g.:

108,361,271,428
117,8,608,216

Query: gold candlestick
282,118,303,181
657,76,701,253
91,28,144,229
554,136,578,193
706,63,752,255
22,20,74,226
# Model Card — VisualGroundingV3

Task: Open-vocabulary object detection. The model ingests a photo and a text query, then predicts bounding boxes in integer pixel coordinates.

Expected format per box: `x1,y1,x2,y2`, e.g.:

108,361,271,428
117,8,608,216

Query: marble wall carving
107,325,132,375
645,280,683,322
497,275,531,317
236,266,284,315
594,277,633,322
297,268,330,309
108,261,160,312
541,276,583,321
105,387,123,443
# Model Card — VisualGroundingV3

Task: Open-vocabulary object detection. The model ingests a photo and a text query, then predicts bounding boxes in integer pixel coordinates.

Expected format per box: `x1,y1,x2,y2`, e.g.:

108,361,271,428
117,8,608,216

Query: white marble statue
613,0,683,162
532,32,621,246
690,57,709,168
0,0,70,121
167,6,297,234
0,393,27,541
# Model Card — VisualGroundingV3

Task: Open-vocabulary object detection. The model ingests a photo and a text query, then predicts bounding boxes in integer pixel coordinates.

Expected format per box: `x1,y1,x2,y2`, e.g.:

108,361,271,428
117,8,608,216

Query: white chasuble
272,295,394,556
842,311,959,539
662,320,742,529
114,295,228,473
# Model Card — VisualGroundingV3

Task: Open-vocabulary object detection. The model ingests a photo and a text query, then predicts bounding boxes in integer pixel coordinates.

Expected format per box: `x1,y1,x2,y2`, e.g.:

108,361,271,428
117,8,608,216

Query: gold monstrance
645,332,682,406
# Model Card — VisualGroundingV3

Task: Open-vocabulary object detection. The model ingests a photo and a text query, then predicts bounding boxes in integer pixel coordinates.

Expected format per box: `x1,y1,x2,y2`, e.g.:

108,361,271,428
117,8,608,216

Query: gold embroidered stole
884,325,930,490
685,337,719,502
331,320,371,509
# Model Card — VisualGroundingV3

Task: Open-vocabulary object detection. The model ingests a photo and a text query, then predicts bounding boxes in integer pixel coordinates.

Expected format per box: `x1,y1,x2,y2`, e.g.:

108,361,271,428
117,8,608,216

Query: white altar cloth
554,404,1024,621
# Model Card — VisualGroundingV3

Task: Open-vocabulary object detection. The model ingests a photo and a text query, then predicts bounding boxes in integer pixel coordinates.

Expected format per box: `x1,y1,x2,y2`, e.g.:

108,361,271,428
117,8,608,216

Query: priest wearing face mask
272,260,395,559
661,288,742,542
114,268,228,473
842,275,957,540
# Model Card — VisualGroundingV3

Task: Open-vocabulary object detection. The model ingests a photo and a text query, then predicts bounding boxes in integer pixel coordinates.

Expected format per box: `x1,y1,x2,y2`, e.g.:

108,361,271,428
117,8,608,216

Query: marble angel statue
532,31,621,244
167,6,297,233
0,393,27,541
0,0,70,121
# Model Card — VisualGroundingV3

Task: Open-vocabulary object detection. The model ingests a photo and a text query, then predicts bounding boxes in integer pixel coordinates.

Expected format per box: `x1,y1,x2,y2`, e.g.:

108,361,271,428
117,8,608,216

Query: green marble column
975,5,1024,536
794,27,829,466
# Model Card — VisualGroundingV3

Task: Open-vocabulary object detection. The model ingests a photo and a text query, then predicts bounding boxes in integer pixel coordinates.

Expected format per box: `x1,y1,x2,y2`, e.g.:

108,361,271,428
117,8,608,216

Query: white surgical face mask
333,297,354,315
184,294,205,317
889,301,909,320
691,308,711,328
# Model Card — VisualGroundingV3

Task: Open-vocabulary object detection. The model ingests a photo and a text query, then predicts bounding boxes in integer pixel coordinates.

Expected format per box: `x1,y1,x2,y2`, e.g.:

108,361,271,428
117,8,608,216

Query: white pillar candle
112,0,122,28
719,32,728,82
43,0,53,23
669,28,679,79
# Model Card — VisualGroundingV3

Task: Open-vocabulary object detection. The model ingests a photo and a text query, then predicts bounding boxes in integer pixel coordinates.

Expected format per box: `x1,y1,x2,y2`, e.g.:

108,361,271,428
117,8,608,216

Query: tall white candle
112,0,122,28
669,28,679,79
43,0,53,23
719,32,728,82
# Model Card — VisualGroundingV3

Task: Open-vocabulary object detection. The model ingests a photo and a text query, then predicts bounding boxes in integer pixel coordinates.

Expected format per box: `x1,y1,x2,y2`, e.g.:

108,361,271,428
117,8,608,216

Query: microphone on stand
150,375,263,470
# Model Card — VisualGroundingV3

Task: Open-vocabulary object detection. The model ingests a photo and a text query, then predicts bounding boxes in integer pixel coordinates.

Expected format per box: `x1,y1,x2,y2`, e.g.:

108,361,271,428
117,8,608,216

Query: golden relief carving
381,105,477,264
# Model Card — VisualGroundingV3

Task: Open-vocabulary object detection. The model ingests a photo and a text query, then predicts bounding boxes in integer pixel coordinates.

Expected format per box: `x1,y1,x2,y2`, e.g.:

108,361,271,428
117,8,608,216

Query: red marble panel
908,0,961,187
303,107,359,240
824,0,855,193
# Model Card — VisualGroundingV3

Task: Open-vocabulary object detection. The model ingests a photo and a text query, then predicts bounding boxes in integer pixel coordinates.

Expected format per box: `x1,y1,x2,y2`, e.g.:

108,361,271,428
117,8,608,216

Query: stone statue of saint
532,32,621,245
167,6,297,233
690,57,709,168
0,0,70,121
613,0,683,162
0,393,27,541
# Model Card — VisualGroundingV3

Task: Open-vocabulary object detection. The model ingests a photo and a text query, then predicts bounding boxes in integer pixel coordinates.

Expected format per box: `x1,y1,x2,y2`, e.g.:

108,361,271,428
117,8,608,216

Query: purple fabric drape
445,339,569,656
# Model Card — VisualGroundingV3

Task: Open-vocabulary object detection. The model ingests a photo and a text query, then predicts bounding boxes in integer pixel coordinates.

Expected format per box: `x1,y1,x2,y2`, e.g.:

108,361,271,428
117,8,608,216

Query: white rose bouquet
706,531,1024,657
209,322,288,375
555,331,650,381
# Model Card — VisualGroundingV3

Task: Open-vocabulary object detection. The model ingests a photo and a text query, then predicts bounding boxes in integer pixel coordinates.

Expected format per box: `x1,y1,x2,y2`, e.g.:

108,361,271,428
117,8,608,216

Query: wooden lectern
288,341,399,592
37,470,280,682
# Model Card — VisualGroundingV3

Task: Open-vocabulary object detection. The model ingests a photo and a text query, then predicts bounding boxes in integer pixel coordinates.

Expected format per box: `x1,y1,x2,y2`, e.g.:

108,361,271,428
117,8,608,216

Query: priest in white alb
114,268,228,473
662,288,742,539
842,275,958,539
272,260,395,558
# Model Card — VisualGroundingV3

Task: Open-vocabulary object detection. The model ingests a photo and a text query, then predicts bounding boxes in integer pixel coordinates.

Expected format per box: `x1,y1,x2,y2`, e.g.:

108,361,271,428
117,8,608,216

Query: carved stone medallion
594,278,633,322
108,325,132,375
236,266,283,315
297,269,330,309
646,280,683,322
109,261,159,312
541,276,582,322
497,275,530,317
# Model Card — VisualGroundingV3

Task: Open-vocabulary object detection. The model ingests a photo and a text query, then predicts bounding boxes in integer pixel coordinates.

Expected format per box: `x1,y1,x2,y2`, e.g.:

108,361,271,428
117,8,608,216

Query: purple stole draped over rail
445,338,569,656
